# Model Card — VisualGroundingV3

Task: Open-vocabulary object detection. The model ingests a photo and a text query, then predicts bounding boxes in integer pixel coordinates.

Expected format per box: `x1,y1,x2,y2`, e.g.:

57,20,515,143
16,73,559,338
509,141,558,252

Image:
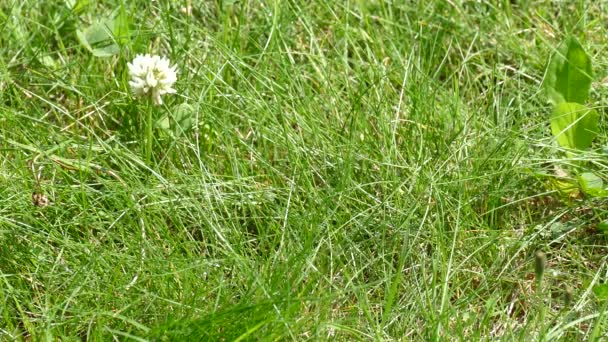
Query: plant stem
146,103,153,164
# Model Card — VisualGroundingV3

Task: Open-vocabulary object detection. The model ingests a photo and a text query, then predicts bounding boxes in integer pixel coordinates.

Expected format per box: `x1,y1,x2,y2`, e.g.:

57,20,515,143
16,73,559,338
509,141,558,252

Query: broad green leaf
598,221,608,234
594,284,608,301
82,22,113,45
545,37,592,105
172,103,195,136
75,20,120,57
551,102,598,150
91,45,120,58
155,115,171,130
578,172,607,197
75,29,93,52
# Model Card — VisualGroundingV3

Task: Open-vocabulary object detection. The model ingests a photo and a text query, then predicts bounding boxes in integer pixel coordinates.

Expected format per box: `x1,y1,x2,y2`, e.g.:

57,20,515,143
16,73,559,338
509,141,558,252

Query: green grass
2,0,608,340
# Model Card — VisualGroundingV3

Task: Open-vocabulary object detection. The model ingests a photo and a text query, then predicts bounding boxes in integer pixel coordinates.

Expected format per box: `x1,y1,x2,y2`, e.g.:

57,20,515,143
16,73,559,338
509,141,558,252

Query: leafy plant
545,37,593,105
544,36,604,197
578,172,606,197
156,103,196,137
551,102,598,150
75,9,130,57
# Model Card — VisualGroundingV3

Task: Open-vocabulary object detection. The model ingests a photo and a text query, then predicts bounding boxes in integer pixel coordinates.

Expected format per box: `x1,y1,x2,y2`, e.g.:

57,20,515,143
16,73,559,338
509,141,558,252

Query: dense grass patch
2,0,608,340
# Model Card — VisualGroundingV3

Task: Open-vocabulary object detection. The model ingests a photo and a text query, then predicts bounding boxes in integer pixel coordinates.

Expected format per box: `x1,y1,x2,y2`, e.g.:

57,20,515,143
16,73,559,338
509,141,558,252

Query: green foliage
598,221,608,236
544,37,606,199
156,103,196,137
64,0,90,14
112,8,130,45
545,37,593,105
578,172,607,197
550,102,598,150
76,22,119,57
75,9,130,57
544,37,598,152
4,1,608,340
593,284,608,301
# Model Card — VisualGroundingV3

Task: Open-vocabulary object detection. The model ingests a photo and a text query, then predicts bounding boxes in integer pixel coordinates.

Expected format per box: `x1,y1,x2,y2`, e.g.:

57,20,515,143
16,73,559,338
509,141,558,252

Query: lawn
1,0,608,340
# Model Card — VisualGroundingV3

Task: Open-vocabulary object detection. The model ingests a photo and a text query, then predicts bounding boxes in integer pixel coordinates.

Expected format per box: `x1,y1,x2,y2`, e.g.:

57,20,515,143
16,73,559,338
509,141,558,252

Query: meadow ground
2,1,608,340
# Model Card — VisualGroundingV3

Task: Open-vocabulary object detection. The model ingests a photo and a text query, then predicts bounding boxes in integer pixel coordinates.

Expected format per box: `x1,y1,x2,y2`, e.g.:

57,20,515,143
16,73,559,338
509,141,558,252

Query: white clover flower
127,54,178,105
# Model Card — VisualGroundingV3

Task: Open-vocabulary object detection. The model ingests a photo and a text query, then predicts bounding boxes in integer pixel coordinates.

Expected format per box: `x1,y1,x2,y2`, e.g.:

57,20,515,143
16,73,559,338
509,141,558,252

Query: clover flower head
127,54,178,105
